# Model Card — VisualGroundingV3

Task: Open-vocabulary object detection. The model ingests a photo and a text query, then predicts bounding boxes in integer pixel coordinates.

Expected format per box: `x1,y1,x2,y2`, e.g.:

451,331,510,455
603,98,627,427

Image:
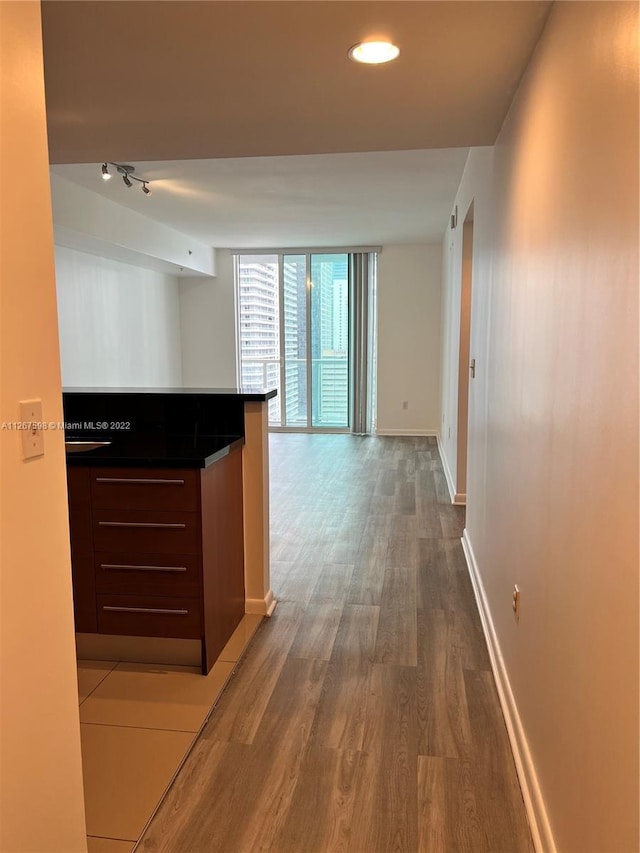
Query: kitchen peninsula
64,386,277,674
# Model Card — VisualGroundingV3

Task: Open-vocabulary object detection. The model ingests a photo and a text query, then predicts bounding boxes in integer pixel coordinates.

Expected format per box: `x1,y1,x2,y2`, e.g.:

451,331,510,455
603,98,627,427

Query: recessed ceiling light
348,41,400,65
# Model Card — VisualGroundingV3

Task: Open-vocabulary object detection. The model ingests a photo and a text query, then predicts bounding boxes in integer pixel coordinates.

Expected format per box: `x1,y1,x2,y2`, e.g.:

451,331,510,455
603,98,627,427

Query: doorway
456,204,474,502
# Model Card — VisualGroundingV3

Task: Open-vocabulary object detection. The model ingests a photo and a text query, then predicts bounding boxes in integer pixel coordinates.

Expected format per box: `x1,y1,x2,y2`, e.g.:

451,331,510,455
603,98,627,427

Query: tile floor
78,614,263,850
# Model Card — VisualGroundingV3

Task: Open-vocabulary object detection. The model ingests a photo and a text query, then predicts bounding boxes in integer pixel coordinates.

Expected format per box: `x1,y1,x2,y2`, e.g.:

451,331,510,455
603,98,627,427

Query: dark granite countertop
63,386,278,401
65,434,244,469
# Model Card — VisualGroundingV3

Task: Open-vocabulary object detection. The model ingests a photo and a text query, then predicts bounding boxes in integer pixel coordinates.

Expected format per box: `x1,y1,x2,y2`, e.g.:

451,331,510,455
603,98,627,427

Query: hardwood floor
138,435,533,853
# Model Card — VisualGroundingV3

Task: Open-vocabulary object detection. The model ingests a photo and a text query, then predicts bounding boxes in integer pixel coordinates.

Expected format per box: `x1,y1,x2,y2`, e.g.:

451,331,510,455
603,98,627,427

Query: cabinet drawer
91,468,199,512
95,551,201,596
97,594,201,639
93,509,201,554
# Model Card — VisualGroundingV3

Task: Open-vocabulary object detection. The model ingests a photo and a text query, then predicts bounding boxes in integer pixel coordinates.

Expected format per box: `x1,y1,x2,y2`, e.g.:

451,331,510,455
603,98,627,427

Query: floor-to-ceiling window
236,250,376,432
310,253,349,428
282,254,307,427
236,254,281,424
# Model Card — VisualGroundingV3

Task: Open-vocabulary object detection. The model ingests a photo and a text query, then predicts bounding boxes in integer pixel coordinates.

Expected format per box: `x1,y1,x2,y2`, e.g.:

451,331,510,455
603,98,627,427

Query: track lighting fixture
99,162,152,196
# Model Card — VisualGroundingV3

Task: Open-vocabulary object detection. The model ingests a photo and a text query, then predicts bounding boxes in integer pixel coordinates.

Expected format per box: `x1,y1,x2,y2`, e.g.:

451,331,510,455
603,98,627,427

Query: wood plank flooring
138,435,533,853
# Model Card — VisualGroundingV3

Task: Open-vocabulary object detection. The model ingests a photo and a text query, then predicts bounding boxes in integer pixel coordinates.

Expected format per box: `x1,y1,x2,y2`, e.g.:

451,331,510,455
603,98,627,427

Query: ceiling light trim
348,41,400,65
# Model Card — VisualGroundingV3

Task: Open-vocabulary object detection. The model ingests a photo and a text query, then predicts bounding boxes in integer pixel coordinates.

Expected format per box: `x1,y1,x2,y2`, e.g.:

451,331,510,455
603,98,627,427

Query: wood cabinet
66,446,245,674
68,468,97,634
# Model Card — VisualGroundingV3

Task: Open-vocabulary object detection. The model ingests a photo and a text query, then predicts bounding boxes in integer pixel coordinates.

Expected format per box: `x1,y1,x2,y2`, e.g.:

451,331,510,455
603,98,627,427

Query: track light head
100,162,151,195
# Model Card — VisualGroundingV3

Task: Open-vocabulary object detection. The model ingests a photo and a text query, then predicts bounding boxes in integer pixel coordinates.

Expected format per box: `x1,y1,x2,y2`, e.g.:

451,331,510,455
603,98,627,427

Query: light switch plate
20,399,44,460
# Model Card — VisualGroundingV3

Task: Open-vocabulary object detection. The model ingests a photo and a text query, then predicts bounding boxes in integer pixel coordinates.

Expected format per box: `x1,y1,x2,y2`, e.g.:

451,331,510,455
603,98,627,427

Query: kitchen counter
63,386,278,401
62,387,276,452
65,434,244,469
64,386,277,667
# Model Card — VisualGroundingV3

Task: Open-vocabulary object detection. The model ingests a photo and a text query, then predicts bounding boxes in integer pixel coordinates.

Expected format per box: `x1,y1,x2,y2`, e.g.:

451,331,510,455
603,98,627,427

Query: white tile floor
77,614,263,849
80,660,235,731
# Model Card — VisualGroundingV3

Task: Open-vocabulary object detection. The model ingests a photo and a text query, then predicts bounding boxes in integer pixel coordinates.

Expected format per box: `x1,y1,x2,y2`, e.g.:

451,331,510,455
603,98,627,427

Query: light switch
20,399,44,460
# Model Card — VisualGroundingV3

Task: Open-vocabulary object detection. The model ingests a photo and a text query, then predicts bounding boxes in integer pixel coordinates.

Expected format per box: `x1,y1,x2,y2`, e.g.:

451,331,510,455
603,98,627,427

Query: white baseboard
376,429,438,437
436,433,458,504
461,529,556,853
454,492,466,506
245,588,277,617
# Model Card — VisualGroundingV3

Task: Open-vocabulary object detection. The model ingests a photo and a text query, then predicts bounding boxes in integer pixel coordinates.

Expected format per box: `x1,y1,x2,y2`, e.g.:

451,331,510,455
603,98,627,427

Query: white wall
376,244,441,435
51,173,216,277
179,249,238,387
55,246,183,387
0,3,87,849
440,4,638,851
182,245,444,411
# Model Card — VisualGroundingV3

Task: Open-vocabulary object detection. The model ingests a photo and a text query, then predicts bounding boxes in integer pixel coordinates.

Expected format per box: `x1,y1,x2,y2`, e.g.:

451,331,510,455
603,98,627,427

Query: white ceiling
41,1,551,163
43,1,551,248
51,148,470,247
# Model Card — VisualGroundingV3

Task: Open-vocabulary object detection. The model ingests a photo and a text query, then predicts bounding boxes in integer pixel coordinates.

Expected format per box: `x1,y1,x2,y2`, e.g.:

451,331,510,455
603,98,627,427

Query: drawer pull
95,477,186,485
98,521,186,529
102,605,189,616
101,563,188,573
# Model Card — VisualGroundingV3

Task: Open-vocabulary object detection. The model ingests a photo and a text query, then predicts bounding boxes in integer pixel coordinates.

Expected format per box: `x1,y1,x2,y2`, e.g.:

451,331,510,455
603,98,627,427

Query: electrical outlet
20,399,44,460
512,585,521,622
402,401,409,410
